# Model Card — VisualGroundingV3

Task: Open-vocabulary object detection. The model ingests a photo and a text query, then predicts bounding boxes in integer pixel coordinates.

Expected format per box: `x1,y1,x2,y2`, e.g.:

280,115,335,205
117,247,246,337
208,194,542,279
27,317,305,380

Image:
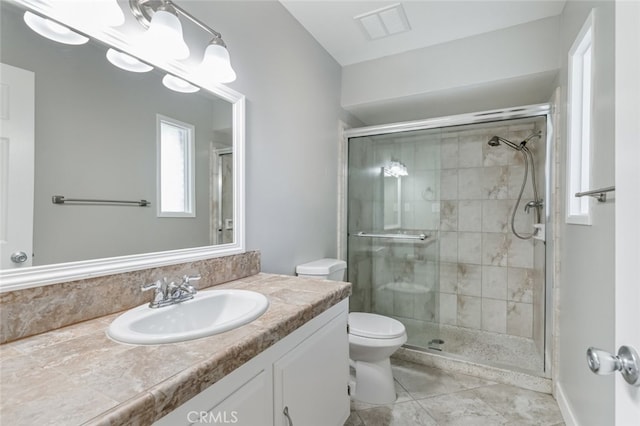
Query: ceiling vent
354,3,411,40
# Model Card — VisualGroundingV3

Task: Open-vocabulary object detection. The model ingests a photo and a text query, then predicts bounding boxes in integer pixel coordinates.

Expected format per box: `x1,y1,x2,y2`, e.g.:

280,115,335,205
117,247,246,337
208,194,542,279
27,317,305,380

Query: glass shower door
346,116,548,375
347,129,443,350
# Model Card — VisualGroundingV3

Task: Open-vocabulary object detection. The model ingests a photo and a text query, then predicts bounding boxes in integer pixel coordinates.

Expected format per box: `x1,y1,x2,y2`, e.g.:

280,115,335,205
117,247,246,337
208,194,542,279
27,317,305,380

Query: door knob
587,346,640,386
10,251,28,264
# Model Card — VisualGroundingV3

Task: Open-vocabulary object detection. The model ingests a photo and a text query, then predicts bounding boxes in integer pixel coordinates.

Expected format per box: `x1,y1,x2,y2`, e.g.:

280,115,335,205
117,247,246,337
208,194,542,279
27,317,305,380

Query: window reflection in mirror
157,115,195,218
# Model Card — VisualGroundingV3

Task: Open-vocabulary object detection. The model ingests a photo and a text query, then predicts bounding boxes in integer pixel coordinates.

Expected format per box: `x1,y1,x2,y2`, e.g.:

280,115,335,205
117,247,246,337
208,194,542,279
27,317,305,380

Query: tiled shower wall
437,119,545,346
348,117,547,364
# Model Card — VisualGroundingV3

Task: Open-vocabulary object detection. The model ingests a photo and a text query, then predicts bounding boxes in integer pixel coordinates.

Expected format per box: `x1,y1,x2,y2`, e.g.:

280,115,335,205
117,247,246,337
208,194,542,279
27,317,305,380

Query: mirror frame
1,0,246,292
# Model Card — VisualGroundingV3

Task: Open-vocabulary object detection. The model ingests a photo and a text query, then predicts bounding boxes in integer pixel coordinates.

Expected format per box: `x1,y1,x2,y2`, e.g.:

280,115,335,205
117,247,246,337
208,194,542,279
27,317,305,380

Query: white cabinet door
155,369,271,426
274,311,349,426
198,370,271,426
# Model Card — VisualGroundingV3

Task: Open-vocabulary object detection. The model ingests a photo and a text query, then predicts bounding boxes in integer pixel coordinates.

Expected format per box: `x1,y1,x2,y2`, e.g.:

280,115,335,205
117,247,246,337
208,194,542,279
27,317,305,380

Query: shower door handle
283,406,294,426
587,346,640,386
352,231,428,241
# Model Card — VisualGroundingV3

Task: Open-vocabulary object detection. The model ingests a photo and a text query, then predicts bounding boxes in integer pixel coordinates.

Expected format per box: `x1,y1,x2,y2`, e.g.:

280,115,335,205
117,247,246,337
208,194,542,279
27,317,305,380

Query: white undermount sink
107,289,269,345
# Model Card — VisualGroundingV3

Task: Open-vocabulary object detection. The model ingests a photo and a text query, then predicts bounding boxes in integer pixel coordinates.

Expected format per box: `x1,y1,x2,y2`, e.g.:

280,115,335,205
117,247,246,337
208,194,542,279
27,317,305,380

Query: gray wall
1,5,231,265
186,1,362,275
342,16,561,124
556,1,616,424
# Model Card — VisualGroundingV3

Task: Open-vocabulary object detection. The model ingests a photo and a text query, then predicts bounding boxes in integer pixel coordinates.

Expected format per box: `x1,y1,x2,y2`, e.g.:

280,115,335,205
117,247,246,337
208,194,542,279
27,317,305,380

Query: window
157,115,195,217
566,11,594,225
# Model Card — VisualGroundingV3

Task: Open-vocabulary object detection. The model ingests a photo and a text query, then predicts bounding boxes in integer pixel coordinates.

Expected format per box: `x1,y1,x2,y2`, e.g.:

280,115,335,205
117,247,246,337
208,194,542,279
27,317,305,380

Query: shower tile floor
401,319,544,373
345,359,564,426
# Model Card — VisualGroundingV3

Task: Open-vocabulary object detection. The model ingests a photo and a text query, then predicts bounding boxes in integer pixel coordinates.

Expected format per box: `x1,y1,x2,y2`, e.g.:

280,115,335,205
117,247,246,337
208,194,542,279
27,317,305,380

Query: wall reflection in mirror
0,1,234,269
383,172,401,230
382,159,408,230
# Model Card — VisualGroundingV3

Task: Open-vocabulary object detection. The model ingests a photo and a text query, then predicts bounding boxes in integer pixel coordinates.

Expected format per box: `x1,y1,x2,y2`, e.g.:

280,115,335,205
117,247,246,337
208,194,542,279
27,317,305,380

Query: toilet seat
348,312,406,339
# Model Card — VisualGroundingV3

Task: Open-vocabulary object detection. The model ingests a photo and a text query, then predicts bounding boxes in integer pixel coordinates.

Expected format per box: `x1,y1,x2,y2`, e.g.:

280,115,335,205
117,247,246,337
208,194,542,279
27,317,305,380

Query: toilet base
350,357,396,405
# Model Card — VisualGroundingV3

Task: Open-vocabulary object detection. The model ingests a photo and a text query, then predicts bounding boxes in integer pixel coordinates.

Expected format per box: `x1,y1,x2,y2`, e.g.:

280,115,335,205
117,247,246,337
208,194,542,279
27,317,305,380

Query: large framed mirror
0,0,245,291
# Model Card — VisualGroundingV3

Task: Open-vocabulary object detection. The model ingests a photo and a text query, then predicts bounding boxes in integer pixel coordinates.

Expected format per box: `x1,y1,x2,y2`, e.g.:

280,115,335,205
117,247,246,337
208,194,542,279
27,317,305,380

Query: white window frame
157,114,195,218
566,10,595,225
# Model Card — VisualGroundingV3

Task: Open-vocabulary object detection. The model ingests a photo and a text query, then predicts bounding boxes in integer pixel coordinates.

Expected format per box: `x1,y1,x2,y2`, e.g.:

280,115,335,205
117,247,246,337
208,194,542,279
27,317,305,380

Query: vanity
0,3,350,424
0,273,351,425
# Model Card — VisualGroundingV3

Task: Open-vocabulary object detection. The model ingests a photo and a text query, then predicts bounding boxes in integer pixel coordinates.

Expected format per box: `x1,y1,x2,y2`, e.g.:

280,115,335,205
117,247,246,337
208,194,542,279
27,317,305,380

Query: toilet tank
296,258,347,281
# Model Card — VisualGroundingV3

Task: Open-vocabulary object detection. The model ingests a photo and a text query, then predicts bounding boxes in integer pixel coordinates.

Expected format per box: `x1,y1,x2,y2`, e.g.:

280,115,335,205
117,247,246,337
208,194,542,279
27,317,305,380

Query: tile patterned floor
345,359,564,426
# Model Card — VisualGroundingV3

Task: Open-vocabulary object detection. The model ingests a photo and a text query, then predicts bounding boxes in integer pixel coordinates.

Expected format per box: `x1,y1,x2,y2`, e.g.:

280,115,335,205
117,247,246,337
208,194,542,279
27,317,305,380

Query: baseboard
555,382,579,426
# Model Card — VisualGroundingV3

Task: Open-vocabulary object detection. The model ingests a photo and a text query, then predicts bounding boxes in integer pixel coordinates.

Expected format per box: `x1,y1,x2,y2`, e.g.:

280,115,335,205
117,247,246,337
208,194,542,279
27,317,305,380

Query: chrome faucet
141,274,201,308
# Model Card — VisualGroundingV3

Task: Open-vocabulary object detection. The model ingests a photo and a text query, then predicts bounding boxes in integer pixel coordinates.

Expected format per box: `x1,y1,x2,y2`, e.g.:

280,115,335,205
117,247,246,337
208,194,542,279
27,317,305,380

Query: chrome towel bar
52,195,150,207
575,186,615,202
352,231,428,241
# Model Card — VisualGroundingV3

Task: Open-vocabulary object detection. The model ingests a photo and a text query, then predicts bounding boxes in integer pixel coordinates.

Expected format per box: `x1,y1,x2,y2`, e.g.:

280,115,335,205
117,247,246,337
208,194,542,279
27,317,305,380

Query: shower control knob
587,346,640,386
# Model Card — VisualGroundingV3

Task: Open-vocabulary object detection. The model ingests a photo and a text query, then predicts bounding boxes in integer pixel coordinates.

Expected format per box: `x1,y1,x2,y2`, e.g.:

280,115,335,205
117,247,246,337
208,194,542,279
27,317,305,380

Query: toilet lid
348,312,406,339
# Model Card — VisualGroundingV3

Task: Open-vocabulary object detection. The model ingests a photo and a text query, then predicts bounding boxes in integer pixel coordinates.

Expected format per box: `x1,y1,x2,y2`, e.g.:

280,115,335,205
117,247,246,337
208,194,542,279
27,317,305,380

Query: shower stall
344,104,552,377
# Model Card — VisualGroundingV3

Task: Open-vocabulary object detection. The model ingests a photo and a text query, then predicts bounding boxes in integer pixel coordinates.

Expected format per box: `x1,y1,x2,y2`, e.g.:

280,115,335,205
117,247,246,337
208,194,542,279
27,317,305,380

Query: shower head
487,135,520,150
488,136,501,147
488,131,542,150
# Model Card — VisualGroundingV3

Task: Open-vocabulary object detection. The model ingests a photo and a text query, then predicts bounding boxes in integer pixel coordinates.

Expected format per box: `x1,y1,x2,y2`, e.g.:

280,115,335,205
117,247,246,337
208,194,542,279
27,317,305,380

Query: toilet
296,258,407,405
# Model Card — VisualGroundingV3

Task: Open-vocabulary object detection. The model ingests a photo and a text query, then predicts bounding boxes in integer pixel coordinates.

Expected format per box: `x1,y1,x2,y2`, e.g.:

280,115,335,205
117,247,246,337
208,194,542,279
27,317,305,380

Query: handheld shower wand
486,131,543,240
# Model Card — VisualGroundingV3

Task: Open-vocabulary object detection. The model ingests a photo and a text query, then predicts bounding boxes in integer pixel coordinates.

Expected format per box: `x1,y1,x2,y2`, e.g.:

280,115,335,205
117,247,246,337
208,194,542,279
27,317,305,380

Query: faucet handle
141,279,163,292
175,275,199,297
182,274,201,284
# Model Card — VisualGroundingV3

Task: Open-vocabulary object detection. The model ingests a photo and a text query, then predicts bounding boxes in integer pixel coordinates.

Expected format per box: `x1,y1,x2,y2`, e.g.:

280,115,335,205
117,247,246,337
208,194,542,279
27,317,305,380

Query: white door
614,1,640,422
0,63,35,269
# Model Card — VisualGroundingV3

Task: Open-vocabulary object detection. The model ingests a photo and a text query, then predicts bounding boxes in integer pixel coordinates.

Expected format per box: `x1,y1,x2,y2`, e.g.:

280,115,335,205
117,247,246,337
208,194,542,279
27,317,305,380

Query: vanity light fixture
384,160,408,177
134,1,190,61
84,0,125,28
23,11,89,45
130,0,237,83
162,74,200,93
199,35,237,84
106,48,154,73
60,0,125,29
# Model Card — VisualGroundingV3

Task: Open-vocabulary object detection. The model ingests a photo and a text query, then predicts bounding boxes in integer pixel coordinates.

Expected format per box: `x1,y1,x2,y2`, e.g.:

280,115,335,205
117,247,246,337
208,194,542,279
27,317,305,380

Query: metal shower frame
341,102,555,377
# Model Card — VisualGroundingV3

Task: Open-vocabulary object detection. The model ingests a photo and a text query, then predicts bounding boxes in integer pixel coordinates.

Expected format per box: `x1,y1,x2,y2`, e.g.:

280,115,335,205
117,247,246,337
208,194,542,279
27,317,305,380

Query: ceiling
279,1,566,125
280,1,567,66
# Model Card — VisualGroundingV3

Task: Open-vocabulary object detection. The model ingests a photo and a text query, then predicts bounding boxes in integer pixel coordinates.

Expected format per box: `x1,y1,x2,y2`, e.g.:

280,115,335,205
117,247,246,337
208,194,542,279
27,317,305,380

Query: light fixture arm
129,0,223,39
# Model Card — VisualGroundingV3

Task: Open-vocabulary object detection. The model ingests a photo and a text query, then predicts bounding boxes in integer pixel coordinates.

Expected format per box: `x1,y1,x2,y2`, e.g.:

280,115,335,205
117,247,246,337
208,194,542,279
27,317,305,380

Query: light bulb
23,11,89,45
139,9,189,61
199,41,236,83
58,0,125,29
106,49,153,73
162,74,200,93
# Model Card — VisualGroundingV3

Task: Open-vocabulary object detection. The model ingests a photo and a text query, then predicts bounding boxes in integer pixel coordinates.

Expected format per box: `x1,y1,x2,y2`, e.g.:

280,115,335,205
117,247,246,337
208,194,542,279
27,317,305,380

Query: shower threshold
402,321,545,376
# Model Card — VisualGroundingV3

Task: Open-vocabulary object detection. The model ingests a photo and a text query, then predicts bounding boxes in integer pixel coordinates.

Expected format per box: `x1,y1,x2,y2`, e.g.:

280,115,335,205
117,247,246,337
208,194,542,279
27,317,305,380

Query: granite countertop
0,273,351,425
